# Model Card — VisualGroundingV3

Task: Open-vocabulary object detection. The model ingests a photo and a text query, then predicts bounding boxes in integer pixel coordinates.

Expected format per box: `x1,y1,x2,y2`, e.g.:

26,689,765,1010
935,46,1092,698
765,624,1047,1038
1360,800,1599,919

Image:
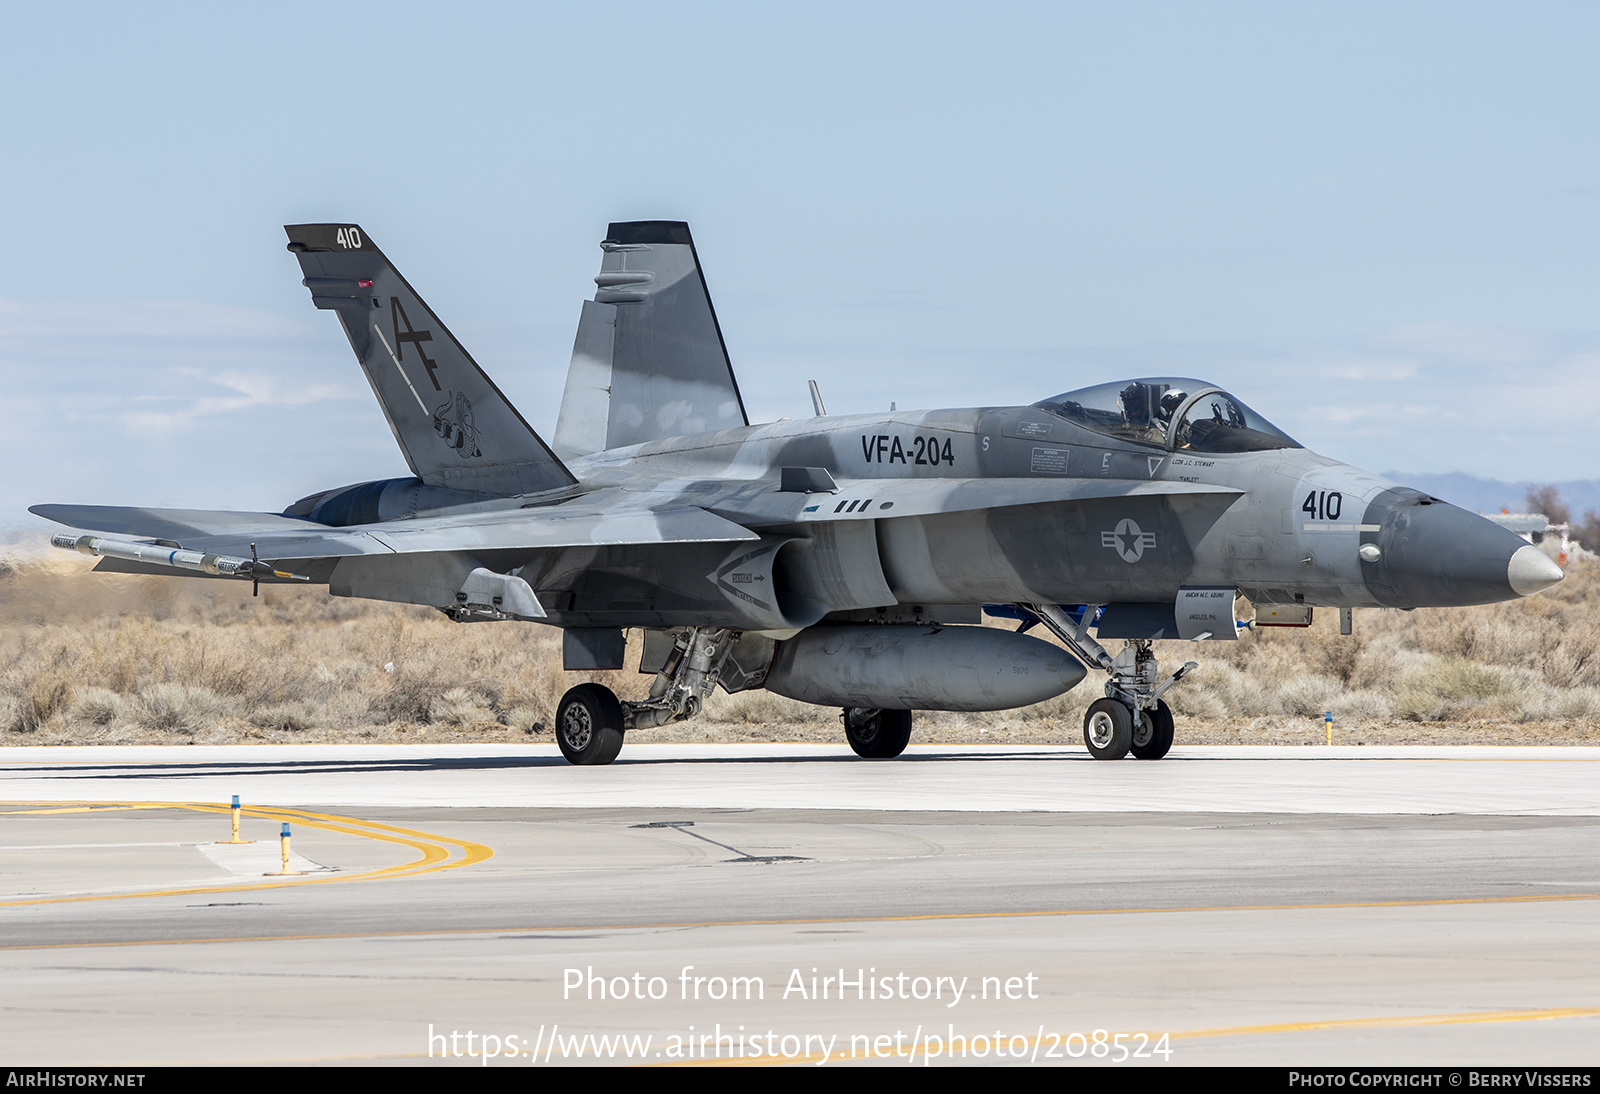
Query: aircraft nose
1360,489,1564,608
1508,543,1565,596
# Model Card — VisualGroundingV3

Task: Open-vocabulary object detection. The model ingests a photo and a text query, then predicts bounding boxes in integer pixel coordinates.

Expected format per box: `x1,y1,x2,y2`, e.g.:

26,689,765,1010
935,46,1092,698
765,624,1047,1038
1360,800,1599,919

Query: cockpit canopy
1033,377,1301,453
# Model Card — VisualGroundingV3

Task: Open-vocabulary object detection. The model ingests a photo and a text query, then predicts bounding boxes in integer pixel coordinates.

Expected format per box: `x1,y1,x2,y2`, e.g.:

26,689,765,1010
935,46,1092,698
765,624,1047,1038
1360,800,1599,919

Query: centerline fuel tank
764,624,1087,711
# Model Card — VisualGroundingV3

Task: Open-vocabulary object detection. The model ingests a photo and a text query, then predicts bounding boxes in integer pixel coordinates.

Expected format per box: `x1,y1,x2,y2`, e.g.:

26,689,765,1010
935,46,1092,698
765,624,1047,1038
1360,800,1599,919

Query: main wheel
843,707,913,758
556,683,625,766
1083,698,1133,760
1131,699,1175,761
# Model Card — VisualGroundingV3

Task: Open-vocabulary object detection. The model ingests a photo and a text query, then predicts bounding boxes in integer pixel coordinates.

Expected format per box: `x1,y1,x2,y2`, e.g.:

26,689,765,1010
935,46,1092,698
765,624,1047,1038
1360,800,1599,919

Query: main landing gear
1020,604,1195,762
842,707,913,759
555,683,625,766
555,627,741,766
1083,696,1175,760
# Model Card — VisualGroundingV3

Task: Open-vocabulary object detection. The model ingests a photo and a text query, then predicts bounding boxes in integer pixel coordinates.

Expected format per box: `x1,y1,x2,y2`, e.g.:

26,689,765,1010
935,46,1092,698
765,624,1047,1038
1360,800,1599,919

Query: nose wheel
1017,607,1191,764
1131,700,1175,760
1084,697,1174,761
1083,699,1133,760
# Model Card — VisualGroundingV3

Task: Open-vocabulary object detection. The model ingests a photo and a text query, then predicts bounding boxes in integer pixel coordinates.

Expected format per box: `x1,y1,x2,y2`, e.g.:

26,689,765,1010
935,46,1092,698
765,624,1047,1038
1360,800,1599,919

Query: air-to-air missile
51,534,308,589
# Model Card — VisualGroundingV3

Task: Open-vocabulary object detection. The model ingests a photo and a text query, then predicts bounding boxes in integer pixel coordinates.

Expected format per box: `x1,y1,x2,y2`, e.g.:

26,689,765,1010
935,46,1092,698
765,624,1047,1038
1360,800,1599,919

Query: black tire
843,707,913,758
1131,699,1175,761
1083,698,1133,760
556,683,625,766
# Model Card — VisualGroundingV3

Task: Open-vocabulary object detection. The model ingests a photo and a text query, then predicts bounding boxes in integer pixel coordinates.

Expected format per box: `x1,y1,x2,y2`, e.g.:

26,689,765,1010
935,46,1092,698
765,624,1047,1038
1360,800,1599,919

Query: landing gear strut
1020,604,1196,761
554,627,741,767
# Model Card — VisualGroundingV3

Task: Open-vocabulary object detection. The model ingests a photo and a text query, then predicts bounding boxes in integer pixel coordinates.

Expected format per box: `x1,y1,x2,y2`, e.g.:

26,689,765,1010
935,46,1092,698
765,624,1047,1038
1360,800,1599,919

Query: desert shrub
502,706,544,733
1554,688,1600,721
705,689,828,725
1274,674,1342,718
135,684,224,734
1429,658,1517,702
71,687,125,727
249,703,315,732
10,670,76,732
371,672,437,724
1177,661,1270,717
1327,688,1393,721
435,688,495,726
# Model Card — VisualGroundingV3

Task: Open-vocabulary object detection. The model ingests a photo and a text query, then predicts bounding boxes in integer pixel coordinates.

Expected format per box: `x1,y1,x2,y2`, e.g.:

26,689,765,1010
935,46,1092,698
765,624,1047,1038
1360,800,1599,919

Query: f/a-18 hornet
35,222,1565,764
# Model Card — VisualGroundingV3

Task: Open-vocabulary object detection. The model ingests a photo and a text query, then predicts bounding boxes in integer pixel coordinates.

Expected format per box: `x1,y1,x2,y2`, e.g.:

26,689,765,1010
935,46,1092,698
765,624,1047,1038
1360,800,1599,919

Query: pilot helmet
1158,389,1188,420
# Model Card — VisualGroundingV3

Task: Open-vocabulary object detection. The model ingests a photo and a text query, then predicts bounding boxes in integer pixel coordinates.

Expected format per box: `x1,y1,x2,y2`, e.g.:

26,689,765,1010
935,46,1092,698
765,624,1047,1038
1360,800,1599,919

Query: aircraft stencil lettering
34,220,1568,767
860,435,956,465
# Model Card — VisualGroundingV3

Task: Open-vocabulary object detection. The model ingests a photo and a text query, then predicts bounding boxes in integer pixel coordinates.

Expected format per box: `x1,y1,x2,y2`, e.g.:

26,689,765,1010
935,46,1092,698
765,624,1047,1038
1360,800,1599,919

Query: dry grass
1,550,1597,747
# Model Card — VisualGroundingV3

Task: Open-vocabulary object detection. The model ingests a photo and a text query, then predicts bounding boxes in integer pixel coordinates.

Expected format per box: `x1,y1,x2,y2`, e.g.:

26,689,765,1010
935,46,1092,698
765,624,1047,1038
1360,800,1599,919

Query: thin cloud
117,370,350,433
0,297,308,341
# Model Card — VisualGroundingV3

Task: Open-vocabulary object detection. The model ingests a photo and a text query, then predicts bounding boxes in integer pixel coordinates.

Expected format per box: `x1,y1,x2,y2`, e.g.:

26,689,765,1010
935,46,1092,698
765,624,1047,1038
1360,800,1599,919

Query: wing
29,504,320,541
31,498,757,564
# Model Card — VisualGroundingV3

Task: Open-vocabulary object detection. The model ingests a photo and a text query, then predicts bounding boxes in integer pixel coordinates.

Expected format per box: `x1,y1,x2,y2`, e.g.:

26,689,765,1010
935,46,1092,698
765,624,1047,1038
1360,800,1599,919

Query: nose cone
1508,543,1565,596
1361,489,1565,608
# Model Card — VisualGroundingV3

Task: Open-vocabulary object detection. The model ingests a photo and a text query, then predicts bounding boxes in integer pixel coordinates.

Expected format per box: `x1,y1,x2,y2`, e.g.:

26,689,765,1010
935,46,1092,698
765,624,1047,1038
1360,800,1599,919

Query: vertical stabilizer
553,221,748,457
286,224,575,497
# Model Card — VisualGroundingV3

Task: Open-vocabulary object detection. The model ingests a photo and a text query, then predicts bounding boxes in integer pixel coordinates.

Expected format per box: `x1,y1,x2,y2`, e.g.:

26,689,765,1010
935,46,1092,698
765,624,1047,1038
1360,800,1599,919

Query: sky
2,3,1598,535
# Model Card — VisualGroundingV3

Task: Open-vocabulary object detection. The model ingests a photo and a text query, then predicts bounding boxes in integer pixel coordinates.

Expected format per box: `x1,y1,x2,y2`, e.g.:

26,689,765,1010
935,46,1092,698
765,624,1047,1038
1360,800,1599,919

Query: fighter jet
33,221,1566,765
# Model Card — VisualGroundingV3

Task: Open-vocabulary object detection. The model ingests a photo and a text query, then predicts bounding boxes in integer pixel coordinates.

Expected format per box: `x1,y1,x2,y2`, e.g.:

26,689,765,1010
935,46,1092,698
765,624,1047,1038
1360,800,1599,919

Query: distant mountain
1383,472,1600,520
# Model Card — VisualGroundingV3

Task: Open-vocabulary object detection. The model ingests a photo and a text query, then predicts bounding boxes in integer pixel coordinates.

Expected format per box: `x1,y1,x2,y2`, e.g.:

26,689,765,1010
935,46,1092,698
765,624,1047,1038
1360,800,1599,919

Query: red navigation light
358,279,373,288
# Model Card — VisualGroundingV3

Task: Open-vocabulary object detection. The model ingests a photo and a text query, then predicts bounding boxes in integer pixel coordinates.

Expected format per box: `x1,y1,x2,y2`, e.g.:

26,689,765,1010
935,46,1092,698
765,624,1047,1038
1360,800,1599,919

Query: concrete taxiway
1,742,1597,1067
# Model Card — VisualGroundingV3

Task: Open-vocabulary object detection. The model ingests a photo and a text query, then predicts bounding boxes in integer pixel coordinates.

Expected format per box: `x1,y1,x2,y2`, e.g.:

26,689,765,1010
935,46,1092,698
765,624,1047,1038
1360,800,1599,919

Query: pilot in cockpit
1122,384,1188,445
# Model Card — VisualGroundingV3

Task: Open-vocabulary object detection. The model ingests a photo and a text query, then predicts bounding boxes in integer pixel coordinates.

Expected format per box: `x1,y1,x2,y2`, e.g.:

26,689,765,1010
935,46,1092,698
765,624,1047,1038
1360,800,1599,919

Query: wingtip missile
51,533,310,583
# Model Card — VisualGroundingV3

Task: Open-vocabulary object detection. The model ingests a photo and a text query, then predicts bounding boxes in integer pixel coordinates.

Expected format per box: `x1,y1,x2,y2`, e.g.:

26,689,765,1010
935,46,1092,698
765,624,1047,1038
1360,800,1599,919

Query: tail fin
552,221,747,459
286,224,575,497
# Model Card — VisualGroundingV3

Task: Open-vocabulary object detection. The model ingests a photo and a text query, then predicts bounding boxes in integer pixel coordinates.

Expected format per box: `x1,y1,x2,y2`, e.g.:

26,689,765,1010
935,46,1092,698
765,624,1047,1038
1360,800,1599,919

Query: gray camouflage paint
32,222,1560,692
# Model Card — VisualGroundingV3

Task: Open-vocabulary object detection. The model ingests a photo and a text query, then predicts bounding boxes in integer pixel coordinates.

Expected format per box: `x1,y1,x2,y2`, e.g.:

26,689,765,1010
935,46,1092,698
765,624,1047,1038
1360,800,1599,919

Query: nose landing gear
1083,698,1133,760
1020,604,1195,761
1129,698,1175,760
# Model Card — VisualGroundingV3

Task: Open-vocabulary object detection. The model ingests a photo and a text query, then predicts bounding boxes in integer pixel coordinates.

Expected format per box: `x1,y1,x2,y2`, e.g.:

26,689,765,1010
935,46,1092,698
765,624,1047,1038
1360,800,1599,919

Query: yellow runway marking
2,887,1596,951
671,1005,1600,1066
1172,1005,1600,1040
151,1004,1600,1066
0,800,492,906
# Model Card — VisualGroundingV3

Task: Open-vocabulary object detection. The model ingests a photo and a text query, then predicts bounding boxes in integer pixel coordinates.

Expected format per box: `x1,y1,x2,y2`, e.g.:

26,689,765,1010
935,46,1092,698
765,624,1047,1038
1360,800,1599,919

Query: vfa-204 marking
861,434,957,466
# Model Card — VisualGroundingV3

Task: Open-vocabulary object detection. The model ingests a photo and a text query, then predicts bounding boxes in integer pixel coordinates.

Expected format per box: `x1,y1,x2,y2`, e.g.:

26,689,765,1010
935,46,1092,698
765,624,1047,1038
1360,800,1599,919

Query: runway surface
2,742,1597,1067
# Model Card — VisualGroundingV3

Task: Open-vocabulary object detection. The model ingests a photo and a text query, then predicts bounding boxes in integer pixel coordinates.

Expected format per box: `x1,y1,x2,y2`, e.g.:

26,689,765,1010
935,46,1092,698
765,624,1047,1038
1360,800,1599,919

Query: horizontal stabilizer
286,223,575,497
30,504,321,540
35,496,757,566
